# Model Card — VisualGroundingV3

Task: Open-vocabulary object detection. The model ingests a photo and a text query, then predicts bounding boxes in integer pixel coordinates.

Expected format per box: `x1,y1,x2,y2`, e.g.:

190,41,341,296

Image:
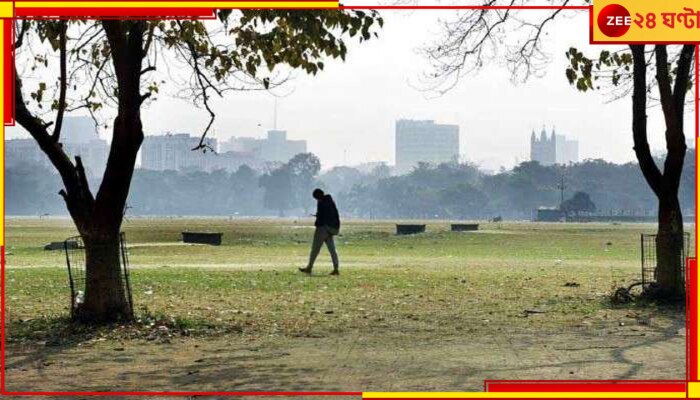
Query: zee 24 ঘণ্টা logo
596,3,700,40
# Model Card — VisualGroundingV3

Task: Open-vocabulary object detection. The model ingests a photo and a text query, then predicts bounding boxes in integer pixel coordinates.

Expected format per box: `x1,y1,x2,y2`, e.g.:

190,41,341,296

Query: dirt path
5,320,685,393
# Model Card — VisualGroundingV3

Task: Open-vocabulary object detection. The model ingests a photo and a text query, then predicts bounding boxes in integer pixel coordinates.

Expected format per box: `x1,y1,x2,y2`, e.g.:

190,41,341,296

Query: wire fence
641,232,692,294
64,233,134,320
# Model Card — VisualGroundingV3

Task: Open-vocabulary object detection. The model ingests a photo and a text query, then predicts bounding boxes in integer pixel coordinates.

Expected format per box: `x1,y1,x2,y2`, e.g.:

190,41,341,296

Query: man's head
312,188,325,200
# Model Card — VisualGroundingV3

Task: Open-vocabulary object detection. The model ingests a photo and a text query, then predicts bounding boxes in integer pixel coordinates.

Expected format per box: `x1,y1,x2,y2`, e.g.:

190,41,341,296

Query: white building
555,134,579,165
395,119,460,174
61,116,100,144
141,133,218,172
140,133,264,172
530,127,579,166
6,116,109,177
6,138,51,170
220,130,307,164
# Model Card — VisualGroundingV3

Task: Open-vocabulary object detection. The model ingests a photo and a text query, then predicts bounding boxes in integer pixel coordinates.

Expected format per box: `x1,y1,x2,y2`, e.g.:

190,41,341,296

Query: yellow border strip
689,382,700,398
0,2,12,17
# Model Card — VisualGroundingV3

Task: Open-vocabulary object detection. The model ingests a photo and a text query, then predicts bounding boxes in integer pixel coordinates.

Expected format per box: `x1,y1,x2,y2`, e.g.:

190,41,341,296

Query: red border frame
1,2,698,397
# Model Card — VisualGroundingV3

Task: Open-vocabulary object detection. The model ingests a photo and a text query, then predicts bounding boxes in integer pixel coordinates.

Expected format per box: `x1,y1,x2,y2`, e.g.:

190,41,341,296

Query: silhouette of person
299,188,341,275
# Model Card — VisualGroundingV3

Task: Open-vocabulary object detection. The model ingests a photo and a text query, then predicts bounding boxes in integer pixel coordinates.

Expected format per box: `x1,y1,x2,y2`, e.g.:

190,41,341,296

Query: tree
567,45,694,299
259,165,294,217
230,165,263,215
439,183,489,219
13,11,382,322
287,152,322,211
422,2,694,299
561,191,596,217
319,166,365,195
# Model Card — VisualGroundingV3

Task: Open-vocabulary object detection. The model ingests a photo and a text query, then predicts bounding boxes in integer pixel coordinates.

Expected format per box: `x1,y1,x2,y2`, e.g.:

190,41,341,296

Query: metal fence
641,232,692,294
64,233,134,320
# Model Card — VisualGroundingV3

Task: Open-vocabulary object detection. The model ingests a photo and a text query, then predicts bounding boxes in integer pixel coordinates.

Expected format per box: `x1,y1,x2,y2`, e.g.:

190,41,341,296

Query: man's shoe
299,267,312,274
330,270,339,276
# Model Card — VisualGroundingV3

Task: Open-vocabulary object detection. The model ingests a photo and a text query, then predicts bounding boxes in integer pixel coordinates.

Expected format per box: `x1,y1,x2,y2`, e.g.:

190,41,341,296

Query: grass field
4,218,693,392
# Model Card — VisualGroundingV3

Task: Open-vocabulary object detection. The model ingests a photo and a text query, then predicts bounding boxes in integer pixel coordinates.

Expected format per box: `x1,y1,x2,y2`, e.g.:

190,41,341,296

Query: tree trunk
654,195,685,298
68,20,146,323
76,231,131,323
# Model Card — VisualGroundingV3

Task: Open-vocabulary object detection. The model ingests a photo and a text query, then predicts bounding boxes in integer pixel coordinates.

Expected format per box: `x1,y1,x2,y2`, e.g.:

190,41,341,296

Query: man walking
299,188,341,275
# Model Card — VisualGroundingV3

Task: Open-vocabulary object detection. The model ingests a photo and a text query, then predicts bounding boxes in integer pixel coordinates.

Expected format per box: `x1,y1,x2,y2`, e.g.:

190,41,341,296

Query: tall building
6,138,51,170
141,133,219,172
530,126,578,166
220,130,307,164
61,116,100,144
140,133,263,172
395,119,460,174
555,134,579,165
6,116,109,177
530,127,556,166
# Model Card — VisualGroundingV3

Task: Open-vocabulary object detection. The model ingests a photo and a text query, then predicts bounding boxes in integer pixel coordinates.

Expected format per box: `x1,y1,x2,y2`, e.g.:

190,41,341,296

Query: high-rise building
220,130,307,164
5,138,51,170
61,116,100,144
555,134,579,165
530,127,556,166
395,119,460,174
530,126,578,166
141,133,219,172
6,116,109,177
140,133,263,172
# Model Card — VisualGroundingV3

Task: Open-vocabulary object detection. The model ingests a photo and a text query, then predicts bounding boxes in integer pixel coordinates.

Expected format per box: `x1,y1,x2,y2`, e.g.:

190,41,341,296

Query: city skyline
9,115,682,174
5,10,696,171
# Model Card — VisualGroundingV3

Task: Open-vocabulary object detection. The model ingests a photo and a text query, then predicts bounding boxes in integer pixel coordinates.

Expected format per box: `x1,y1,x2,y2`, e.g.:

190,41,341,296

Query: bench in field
451,223,479,232
182,232,223,245
396,224,426,235
44,240,79,251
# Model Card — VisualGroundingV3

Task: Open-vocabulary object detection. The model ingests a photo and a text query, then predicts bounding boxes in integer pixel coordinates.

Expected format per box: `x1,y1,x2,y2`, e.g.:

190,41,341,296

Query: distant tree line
335,150,695,220
7,149,695,220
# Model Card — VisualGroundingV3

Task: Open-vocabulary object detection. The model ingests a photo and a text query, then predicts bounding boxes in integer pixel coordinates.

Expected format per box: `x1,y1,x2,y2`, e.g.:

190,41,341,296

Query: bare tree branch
14,20,30,50
52,21,68,141
630,44,663,197
176,20,219,152
421,0,581,93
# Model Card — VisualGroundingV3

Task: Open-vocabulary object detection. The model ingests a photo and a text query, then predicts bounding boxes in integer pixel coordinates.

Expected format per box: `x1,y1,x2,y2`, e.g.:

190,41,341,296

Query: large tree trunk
77,231,130,322
655,195,685,298
67,20,146,323
71,107,142,323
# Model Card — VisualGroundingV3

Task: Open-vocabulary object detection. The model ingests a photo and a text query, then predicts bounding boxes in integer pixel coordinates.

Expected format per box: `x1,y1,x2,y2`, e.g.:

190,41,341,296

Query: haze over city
6,9,696,171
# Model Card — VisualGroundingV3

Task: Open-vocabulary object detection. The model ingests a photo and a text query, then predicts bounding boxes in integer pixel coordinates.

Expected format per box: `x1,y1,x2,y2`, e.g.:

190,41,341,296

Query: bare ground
5,317,685,392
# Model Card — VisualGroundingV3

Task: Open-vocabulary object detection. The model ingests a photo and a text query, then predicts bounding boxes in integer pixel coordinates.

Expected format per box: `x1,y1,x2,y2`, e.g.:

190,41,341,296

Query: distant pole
557,175,566,209
273,97,278,130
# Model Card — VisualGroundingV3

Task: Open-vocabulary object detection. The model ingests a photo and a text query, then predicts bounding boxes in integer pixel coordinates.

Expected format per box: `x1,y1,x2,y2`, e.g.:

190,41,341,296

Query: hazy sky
6,8,697,171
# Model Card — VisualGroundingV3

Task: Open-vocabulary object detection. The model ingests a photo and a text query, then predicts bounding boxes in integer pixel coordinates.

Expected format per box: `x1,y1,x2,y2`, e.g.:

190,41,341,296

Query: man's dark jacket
315,194,341,231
